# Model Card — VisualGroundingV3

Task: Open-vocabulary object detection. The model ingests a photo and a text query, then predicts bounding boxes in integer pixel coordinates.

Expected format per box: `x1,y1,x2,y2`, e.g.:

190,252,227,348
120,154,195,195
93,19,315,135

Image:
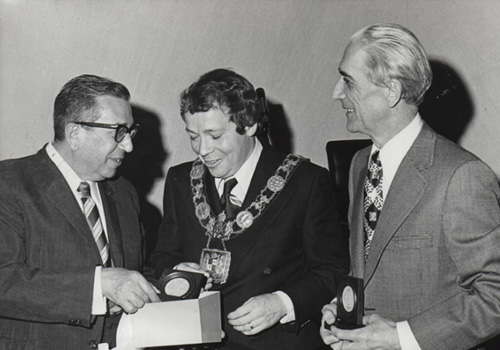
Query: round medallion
267,175,285,192
236,210,255,229
164,278,191,297
190,164,204,179
195,202,210,220
342,286,355,312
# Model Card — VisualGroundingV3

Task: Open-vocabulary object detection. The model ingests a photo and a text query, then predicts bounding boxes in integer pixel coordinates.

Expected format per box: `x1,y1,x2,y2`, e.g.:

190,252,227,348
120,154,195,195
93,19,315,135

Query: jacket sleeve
409,160,500,350
150,167,186,279
281,165,350,330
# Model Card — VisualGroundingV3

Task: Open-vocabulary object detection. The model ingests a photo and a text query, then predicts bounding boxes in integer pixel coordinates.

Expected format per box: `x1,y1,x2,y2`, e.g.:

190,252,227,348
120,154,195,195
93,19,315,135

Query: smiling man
151,68,349,350
320,24,500,350
0,75,160,349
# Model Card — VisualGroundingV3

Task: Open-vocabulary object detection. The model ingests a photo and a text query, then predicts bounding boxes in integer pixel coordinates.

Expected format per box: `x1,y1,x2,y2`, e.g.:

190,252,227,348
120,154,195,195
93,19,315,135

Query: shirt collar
370,113,423,195
46,142,83,194
46,142,101,205
215,139,263,200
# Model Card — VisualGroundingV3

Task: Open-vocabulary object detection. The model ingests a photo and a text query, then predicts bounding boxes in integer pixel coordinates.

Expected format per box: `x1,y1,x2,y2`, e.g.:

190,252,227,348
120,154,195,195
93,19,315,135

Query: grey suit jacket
349,123,500,350
0,147,144,349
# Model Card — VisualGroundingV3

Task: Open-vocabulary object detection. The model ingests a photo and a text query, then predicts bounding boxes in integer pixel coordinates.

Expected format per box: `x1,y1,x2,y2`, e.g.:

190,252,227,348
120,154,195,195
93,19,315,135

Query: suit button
263,267,272,275
89,340,98,349
68,319,81,326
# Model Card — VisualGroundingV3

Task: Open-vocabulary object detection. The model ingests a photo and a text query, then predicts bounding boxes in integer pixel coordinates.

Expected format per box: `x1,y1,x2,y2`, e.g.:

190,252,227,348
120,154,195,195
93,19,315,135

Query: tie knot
370,150,381,165
223,178,238,197
78,182,91,197
367,151,383,185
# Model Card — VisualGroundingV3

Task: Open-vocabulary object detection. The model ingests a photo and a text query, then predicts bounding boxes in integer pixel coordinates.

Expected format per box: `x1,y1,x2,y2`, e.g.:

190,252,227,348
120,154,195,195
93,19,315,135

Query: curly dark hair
180,68,261,134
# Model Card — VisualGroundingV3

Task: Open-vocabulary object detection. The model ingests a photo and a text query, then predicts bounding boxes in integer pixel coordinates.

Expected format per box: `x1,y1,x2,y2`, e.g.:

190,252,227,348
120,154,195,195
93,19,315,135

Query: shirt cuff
396,321,422,350
92,266,107,315
273,290,295,323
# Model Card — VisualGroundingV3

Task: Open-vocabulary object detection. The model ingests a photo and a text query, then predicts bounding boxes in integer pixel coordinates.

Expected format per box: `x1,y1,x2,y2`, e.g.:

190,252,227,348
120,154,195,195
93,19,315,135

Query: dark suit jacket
0,147,144,349
152,146,349,350
349,123,500,350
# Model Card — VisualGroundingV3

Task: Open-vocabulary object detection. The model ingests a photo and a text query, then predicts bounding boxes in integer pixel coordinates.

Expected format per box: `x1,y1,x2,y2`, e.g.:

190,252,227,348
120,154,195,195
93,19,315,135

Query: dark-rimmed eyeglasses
75,122,140,143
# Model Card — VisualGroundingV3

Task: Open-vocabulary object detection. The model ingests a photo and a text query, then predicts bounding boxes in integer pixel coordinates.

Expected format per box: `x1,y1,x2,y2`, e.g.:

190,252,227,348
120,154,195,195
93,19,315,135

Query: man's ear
244,123,258,137
65,123,81,151
386,79,403,108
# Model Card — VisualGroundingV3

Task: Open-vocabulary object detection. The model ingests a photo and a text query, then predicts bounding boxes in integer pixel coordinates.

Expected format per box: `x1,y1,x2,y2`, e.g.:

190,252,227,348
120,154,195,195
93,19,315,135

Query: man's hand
174,262,213,290
327,314,402,350
321,302,343,348
227,293,286,335
101,268,161,314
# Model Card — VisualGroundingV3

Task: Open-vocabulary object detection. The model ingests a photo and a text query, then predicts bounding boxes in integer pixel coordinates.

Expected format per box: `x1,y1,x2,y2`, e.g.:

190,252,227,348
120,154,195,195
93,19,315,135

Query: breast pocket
386,235,433,250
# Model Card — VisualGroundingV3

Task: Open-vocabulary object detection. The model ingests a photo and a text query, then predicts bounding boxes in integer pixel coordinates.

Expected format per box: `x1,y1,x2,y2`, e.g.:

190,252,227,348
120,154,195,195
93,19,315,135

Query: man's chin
206,166,230,179
207,169,223,178
346,123,360,134
100,168,118,180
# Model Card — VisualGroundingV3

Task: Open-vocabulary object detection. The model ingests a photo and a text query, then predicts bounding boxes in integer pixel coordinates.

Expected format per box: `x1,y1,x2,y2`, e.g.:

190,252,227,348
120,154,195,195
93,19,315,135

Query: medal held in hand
156,268,207,301
333,277,364,329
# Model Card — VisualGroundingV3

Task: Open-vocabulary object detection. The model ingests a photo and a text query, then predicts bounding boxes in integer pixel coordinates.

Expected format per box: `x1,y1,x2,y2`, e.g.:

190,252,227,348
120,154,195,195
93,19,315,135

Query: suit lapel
45,179,93,242
39,151,97,247
242,146,284,208
100,182,125,268
363,124,435,285
39,148,124,267
204,171,223,215
350,149,369,279
226,148,291,275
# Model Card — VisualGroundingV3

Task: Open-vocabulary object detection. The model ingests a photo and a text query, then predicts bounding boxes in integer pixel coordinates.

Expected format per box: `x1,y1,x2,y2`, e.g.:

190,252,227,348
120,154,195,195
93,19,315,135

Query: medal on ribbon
200,238,232,284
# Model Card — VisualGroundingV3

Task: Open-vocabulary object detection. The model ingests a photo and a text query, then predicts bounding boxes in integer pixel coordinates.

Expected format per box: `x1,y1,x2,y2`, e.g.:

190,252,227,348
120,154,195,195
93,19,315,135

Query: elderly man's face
185,108,256,179
74,95,134,181
332,42,389,138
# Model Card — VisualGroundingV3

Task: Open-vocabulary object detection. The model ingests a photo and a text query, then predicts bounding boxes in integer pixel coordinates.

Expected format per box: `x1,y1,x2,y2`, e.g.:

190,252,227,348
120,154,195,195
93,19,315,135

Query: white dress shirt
368,114,423,350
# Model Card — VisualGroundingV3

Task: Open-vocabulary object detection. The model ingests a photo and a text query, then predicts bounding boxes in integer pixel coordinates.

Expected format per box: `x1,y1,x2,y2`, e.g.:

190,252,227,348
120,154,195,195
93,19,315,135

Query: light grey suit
349,123,500,350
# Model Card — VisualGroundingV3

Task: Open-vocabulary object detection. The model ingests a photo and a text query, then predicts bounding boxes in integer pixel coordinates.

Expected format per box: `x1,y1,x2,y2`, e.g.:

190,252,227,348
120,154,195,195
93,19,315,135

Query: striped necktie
78,182,111,267
363,150,384,261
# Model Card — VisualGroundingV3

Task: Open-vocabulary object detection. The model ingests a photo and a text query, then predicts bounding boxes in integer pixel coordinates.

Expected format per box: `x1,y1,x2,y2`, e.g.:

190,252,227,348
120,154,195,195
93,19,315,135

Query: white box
129,291,221,347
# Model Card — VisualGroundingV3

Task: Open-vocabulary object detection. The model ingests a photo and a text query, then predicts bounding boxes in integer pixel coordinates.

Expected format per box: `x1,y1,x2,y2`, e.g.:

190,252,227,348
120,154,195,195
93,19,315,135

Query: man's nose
197,136,213,156
332,78,345,100
118,133,134,153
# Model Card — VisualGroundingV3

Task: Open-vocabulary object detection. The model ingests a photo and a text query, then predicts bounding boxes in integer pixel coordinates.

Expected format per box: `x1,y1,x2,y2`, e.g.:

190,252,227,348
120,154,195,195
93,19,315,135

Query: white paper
116,291,221,348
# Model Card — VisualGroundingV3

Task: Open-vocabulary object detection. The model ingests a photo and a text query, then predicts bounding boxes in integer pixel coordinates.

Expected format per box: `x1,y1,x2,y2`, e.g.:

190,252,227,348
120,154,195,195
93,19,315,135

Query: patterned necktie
363,150,384,261
78,182,111,267
221,178,239,219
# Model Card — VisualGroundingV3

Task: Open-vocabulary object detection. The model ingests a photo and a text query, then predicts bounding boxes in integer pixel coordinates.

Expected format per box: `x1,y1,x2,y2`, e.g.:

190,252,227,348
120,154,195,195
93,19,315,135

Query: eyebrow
185,127,221,134
338,68,353,79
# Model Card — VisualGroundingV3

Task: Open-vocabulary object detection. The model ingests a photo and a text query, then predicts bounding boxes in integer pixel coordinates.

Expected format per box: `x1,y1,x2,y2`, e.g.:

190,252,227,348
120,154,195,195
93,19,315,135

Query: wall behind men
1,0,499,212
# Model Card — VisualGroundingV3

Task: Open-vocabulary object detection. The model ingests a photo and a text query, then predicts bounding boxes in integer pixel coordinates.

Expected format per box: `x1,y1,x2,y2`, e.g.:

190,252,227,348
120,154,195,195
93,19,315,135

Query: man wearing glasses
0,74,160,349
